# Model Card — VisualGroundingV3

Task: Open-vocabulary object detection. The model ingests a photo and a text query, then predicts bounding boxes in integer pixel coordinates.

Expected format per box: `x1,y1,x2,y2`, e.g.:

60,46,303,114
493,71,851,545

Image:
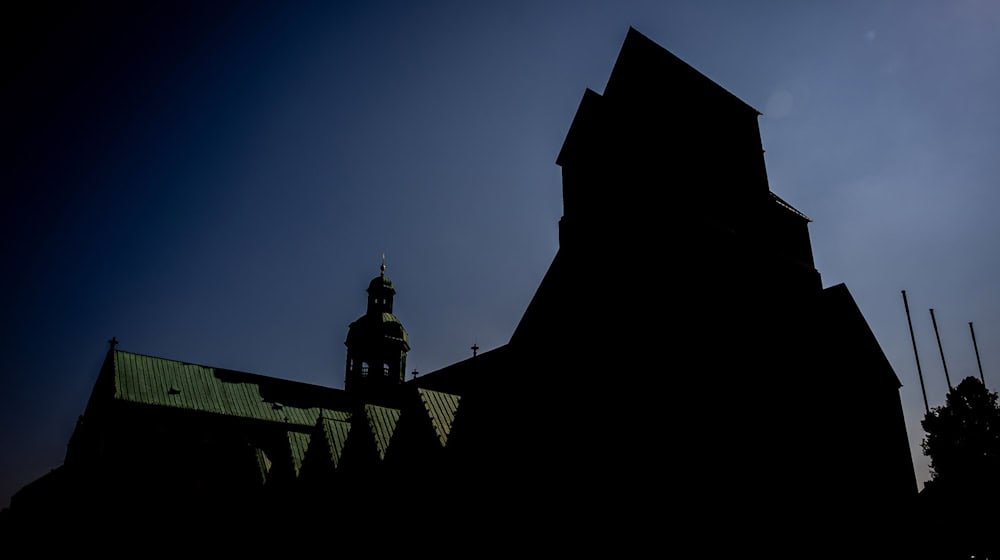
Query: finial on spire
380,252,386,276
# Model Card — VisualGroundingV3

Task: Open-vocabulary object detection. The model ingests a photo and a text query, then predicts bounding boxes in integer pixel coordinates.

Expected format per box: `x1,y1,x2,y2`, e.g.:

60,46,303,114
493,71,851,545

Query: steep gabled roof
604,27,760,115
364,404,401,460
821,284,902,390
319,416,352,468
288,431,312,477
417,388,462,447
557,28,760,169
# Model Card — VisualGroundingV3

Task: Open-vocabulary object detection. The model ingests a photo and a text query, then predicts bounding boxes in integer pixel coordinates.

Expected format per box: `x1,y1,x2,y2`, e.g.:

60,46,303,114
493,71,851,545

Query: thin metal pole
930,308,953,391
902,291,929,414
970,321,986,387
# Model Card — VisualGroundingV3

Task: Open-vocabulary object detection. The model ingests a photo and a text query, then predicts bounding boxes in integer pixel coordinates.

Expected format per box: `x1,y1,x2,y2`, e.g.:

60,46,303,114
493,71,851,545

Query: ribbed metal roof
254,447,272,484
320,417,351,468
287,431,311,477
417,388,461,447
363,404,401,460
112,350,350,427
368,273,395,293
345,312,410,349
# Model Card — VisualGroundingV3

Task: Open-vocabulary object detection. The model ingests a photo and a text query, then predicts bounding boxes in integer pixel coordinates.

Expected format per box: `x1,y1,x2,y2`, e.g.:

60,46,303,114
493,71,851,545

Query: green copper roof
380,312,403,324
254,447,272,484
287,431,311,477
320,416,351,468
368,273,395,293
417,388,461,447
363,404,401,460
111,350,351,427
346,313,409,348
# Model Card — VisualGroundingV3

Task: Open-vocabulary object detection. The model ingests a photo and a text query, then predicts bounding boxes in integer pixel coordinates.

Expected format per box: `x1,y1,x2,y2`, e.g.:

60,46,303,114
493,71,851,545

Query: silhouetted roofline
84,349,361,440
771,192,812,222
556,89,603,168
606,27,761,116
821,284,902,389
557,28,763,168
409,344,511,393
110,348,347,395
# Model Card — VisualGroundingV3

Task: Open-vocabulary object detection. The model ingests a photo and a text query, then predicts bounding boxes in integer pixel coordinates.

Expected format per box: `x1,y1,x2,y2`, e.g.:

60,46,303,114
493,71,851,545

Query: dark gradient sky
3,1,1000,506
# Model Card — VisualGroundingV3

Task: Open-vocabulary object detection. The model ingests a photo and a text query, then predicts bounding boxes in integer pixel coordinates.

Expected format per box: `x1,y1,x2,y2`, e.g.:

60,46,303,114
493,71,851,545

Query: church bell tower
344,261,410,397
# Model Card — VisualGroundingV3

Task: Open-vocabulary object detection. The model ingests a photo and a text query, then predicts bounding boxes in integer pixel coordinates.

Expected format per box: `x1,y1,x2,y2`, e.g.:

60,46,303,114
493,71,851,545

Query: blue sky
3,0,1000,506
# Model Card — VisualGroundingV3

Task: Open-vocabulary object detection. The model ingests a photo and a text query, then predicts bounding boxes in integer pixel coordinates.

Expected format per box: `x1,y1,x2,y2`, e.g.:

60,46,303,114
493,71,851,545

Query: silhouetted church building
6,29,916,542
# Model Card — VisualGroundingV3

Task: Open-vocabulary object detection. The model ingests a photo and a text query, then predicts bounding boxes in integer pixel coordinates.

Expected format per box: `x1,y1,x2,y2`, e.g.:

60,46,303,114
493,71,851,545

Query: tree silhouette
922,376,1000,492
921,376,1000,558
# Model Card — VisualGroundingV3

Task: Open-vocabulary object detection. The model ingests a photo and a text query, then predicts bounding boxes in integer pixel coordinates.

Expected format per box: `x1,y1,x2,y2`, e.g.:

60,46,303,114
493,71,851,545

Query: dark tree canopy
922,376,1000,490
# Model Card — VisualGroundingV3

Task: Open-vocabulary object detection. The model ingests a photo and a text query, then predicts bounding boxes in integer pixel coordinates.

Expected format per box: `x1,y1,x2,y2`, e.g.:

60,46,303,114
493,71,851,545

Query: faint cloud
765,90,795,119
865,29,877,43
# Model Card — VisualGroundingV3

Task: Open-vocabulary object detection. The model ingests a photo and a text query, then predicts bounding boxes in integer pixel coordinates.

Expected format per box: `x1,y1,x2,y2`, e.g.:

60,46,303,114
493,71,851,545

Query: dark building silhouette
4,28,917,549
